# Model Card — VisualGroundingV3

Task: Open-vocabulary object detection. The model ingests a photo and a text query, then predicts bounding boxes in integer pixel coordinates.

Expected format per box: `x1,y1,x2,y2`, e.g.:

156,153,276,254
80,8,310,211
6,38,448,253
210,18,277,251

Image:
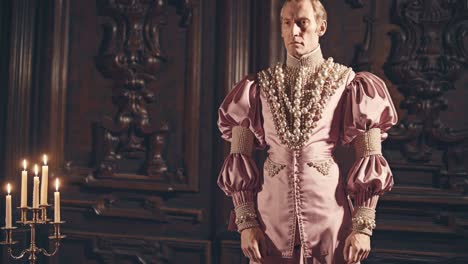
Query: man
217,0,398,263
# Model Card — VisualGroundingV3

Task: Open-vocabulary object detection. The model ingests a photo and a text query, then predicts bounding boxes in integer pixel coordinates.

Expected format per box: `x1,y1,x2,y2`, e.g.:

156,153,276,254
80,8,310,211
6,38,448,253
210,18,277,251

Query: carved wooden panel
385,0,468,168
48,0,210,228
63,0,201,193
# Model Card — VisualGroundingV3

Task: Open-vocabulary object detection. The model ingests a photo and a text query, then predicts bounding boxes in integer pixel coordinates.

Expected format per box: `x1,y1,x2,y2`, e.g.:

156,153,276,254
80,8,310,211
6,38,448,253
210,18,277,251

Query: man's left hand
343,231,370,263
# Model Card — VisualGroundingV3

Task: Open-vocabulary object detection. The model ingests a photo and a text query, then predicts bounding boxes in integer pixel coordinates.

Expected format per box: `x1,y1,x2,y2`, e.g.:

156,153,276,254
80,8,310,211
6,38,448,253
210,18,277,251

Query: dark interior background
0,0,467,263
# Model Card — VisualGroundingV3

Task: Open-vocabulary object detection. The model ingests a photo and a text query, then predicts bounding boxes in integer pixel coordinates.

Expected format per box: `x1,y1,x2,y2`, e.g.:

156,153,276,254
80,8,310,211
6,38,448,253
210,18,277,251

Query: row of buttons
292,150,307,255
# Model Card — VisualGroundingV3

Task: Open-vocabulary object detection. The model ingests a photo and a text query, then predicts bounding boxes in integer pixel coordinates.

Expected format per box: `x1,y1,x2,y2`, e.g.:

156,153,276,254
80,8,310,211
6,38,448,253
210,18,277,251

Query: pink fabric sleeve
342,72,398,209
217,75,265,208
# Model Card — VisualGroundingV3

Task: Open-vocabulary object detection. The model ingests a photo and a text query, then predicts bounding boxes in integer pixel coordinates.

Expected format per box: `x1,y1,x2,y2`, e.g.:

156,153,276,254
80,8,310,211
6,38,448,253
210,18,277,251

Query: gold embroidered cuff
234,202,259,232
352,207,376,236
354,128,382,157
231,126,254,156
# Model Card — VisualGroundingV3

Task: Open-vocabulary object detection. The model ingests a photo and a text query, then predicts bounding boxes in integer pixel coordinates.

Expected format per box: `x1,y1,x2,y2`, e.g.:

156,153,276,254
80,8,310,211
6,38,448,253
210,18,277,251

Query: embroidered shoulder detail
264,157,286,177
307,158,334,176
258,58,351,150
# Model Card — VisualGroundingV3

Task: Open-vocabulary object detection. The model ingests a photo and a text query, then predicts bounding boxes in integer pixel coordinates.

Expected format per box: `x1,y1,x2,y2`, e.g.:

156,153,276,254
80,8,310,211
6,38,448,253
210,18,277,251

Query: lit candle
6,184,12,228
54,179,60,222
21,159,28,207
40,155,49,205
32,164,40,209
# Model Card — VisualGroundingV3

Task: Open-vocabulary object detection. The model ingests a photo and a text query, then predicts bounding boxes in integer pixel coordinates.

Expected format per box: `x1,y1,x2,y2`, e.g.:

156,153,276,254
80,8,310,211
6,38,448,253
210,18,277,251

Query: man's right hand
241,227,267,263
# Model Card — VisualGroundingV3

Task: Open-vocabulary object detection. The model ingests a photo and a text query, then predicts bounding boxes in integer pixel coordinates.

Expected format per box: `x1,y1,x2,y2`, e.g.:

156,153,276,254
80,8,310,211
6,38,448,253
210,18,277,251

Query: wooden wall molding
62,194,206,224
92,194,204,223
62,231,211,264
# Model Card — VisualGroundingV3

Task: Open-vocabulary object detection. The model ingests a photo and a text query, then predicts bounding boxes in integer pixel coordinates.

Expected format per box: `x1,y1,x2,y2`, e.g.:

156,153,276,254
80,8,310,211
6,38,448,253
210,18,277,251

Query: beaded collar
286,45,324,69
258,46,351,150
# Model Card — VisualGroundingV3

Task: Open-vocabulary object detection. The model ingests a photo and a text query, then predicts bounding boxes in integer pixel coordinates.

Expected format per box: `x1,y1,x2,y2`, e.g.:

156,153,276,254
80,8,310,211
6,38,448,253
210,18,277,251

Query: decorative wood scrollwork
93,0,194,182
384,0,468,190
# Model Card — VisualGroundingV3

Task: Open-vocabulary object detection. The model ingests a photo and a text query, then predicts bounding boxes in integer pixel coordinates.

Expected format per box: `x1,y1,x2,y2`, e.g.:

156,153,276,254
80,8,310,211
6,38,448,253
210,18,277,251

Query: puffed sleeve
217,75,265,208
342,71,398,209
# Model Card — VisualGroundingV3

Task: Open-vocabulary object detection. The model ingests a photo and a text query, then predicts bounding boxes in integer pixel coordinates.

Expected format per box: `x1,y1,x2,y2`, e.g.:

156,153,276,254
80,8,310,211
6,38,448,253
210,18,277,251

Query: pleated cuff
232,191,256,208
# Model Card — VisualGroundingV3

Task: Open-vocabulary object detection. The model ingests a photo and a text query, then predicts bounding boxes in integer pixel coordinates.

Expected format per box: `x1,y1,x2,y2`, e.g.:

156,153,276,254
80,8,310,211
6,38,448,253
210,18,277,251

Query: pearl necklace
259,57,351,149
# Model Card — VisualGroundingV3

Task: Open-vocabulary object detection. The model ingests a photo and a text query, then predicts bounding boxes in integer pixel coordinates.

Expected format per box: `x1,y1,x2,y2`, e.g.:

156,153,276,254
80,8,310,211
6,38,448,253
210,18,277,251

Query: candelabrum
0,205,65,263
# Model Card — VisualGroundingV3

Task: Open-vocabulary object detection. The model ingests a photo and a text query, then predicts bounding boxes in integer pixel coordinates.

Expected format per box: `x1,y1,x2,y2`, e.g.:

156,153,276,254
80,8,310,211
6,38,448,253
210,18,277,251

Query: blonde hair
283,0,327,23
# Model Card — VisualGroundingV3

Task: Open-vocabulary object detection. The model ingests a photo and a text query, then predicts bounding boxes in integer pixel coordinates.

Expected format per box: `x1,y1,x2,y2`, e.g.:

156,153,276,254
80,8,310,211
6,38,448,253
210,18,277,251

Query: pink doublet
217,46,398,263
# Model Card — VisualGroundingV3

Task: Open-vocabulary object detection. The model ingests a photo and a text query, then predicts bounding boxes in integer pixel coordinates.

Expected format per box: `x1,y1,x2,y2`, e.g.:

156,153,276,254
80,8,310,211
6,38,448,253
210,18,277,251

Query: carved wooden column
0,1,39,262
3,0,38,182
48,0,70,171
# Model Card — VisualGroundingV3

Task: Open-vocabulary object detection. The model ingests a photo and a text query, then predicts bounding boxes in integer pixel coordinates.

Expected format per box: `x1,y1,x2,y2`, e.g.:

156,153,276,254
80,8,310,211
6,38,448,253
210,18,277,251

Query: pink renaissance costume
217,45,398,264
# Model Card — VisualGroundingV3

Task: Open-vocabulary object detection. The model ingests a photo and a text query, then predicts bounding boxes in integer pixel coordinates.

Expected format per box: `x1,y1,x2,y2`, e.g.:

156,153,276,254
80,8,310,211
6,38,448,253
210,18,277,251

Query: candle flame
43,155,48,165
34,164,39,175
55,178,60,191
7,183,11,194
23,159,27,170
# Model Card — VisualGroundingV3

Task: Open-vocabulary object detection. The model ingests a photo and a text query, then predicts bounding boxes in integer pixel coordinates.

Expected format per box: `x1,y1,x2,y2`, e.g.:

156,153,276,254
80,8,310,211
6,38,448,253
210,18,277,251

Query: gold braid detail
234,203,259,232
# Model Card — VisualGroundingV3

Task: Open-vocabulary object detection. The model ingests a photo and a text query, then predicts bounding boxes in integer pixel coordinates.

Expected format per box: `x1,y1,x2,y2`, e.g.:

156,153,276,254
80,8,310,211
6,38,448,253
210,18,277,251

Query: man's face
281,1,327,58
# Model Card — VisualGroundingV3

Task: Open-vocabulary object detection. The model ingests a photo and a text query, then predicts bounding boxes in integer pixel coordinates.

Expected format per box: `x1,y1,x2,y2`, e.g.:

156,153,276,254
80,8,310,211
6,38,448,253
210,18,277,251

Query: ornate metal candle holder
0,205,65,263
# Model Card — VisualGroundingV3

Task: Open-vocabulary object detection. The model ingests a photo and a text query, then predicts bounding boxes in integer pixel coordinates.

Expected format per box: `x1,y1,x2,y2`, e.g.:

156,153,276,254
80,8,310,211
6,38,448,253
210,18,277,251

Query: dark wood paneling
61,0,204,194
52,0,215,260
